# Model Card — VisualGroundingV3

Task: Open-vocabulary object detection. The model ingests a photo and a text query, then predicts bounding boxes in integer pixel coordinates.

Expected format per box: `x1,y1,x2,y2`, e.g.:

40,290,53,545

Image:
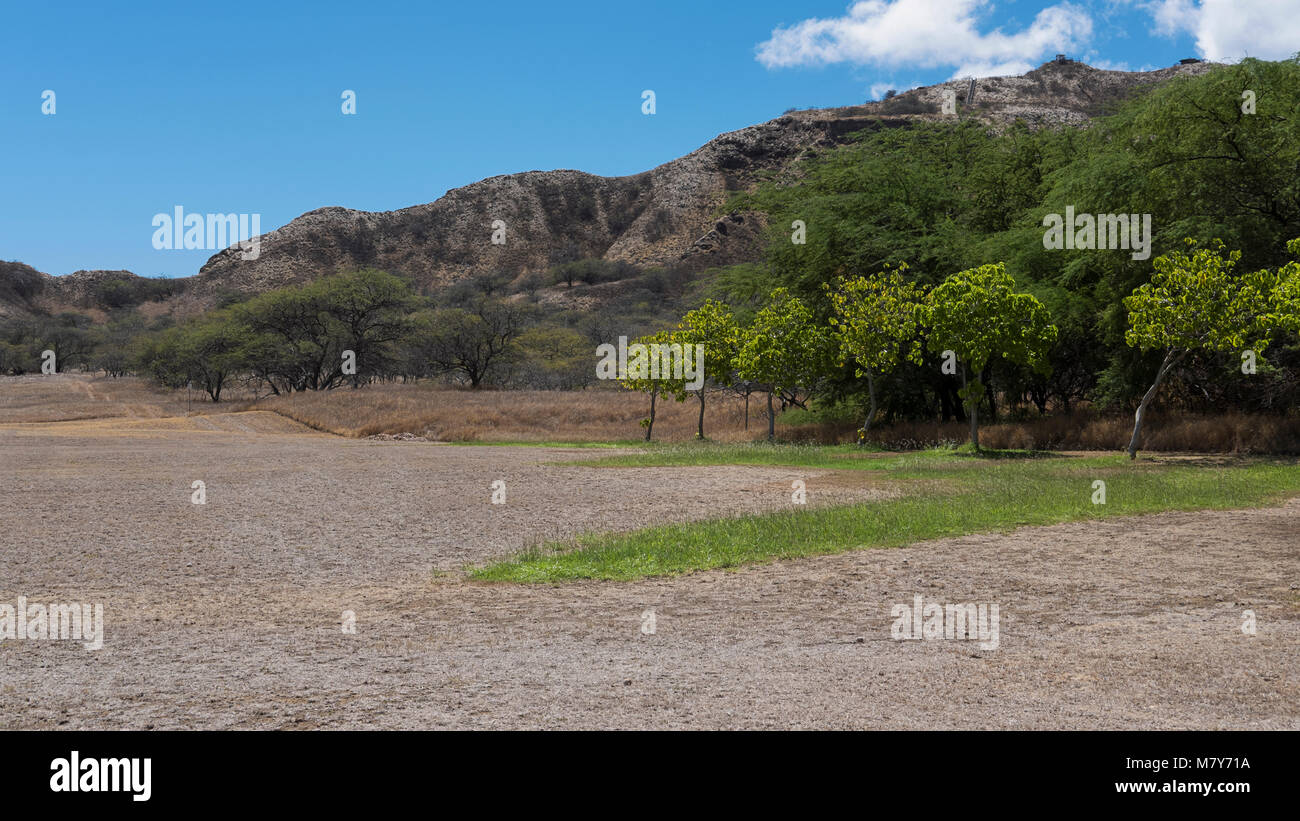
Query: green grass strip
471,449,1300,582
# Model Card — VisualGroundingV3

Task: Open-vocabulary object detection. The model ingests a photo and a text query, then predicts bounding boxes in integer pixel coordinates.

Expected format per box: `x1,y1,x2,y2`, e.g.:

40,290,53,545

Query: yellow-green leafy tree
1124,239,1296,458
826,265,925,443
618,330,687,442
674,300,739,439
922,263,1057,450
735,288,834,442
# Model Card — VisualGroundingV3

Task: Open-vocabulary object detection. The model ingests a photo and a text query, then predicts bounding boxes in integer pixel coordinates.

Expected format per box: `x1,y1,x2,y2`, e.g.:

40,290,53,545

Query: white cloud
869,82,897,99
869,79,928,100
951,59,1035,78
1145,0,1195,36
1086,56,1133,71
756,0,1094,78
1143,0,1300,61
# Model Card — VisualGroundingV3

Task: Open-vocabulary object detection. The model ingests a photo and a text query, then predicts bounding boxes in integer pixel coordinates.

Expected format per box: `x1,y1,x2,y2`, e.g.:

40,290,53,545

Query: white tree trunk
1127,349,1181,459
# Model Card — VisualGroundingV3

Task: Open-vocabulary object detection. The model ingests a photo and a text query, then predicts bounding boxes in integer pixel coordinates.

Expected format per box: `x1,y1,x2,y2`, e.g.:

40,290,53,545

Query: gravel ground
0,416,1296,729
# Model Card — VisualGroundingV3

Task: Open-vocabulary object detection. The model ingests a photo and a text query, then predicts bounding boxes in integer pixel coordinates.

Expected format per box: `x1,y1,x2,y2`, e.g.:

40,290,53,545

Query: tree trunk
938,380,953,422
939,379,966,423
963,365,979,450
1030,384,1047,414
767,391,776,442
1127,349,1181,459
861,370,878,445
644,391,657,442
982,364,997,423
696,390,706,439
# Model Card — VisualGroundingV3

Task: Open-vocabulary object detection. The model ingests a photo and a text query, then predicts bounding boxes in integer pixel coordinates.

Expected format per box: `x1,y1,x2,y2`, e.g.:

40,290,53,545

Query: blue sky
2,0,1296,278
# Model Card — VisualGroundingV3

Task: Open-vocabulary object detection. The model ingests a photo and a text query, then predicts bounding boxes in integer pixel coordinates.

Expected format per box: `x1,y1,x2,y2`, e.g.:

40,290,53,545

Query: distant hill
1,57,1218,320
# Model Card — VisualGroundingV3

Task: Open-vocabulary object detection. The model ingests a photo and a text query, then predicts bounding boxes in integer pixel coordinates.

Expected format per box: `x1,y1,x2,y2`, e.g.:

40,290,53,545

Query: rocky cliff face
909,57,1215,126
188,109,885,299
3,58,1221,317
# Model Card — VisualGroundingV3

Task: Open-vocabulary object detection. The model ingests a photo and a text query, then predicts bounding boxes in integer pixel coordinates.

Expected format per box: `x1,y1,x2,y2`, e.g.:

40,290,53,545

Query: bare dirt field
1,377,1297,729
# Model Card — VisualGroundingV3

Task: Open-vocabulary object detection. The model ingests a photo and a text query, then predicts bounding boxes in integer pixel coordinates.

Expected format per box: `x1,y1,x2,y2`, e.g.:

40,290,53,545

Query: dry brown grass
255,383,761,442
5,374,1297,452
791,411,1300,454
0,373,256,423
257,384,1300,452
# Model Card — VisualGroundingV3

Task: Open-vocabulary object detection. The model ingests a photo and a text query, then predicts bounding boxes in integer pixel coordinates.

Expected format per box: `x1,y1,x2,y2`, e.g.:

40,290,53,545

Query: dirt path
0,421,1296,729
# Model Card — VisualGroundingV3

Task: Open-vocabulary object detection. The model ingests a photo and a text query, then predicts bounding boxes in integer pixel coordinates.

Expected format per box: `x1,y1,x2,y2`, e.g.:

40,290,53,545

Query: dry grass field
257,381,759,442
1,373,1297,729
6,374,1297,452
0,374,258,424
255,380,1300,451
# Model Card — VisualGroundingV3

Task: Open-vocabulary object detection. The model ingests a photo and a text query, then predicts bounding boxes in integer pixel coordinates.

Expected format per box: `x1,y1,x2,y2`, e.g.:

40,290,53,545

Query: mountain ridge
2,57,1219,319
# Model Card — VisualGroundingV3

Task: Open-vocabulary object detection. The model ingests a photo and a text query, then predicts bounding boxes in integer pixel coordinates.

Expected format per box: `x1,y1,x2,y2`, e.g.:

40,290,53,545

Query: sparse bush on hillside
643,208,674,243
547,258,636,288
879,94,939,114
93,275,185,310
0,262,46,309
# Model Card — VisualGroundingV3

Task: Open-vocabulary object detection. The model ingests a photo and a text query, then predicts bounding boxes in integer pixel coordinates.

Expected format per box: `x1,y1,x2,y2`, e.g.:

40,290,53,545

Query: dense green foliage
626,265,1066,448
0,312,95,374
709,57,1300,425
921,263,1057,447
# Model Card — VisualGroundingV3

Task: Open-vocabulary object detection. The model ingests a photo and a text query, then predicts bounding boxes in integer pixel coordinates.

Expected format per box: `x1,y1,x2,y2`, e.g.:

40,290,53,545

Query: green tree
618,330,686,441
675,300,739,439
735,288,833,441
418,297,528,388
514,326,594,390
235,269,416,392
826,265,925,441
0,318,41,374
91,314,146,377
717,58,1300,425
236,284,338,392
1123,240,1280,458
1272,239,1300,333
182,317,249,401
36,313,95,373
315,269,418,387
135,313,250,401
922,263,1057,450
